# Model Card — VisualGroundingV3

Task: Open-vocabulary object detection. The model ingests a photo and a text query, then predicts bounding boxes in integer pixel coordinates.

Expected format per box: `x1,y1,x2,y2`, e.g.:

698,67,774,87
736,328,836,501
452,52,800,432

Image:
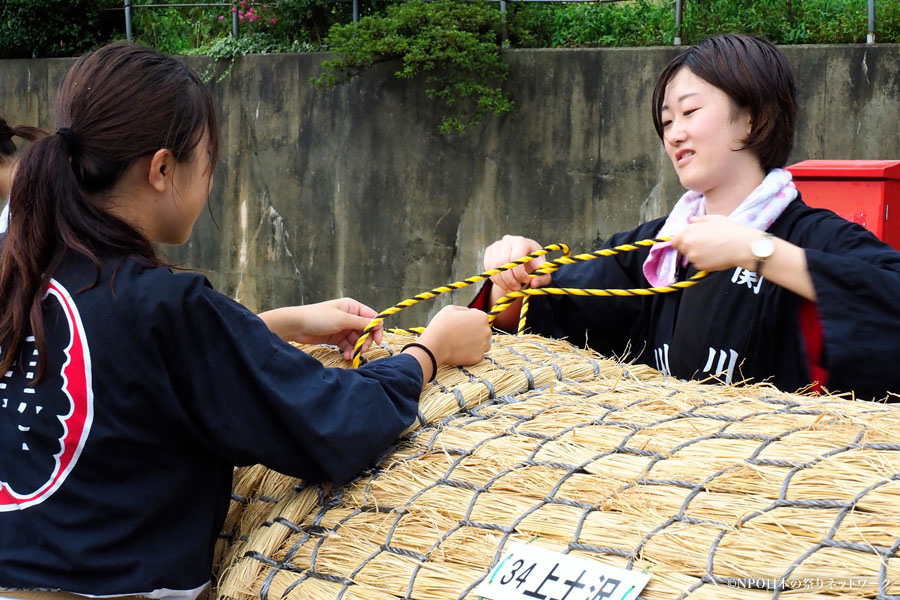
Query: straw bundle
215,333,900,600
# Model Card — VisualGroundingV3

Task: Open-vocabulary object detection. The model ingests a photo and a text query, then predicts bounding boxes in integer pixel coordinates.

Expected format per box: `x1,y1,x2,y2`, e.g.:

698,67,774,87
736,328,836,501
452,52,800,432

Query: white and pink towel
642,168,798,286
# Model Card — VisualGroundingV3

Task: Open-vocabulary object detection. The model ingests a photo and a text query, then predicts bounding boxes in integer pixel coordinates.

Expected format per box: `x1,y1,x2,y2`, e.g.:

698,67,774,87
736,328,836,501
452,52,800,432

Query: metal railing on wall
668,0,880,45
123,1,243,40
121,0,883,46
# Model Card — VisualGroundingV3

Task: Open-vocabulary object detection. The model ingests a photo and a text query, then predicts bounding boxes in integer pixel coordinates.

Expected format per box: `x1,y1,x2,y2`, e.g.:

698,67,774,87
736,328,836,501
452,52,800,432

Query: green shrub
194,31,300,82
276,0,400,47
314,0,513,133
678,0,898,45
504,0,899,48
132,4,221,54
877,0,900,43
0,0,122,59
3,0,899,59
533,0,673,47
506,4,556,48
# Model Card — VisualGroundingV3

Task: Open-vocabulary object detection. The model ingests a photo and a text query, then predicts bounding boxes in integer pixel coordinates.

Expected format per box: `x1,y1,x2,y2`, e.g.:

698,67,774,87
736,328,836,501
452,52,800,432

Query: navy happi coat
477,197,900,400
0,254,423,597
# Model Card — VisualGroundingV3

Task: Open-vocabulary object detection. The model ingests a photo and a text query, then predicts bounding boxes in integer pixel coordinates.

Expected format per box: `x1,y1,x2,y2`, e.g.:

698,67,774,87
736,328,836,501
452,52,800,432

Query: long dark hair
0,43,220,381
0,116,47,165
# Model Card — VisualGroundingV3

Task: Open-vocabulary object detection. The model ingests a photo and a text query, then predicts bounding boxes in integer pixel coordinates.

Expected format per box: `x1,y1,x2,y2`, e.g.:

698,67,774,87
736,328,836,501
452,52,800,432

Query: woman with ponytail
0,43,490,598
0,115,46,235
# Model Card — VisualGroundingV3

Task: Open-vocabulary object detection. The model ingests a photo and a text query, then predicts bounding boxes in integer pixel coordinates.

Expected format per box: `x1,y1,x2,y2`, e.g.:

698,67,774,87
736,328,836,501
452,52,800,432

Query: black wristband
401,342,438,383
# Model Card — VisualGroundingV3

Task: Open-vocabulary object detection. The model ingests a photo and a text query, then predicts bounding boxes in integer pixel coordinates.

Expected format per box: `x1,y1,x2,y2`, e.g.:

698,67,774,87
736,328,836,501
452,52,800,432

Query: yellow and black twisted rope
492,271,708,334
351,237,707,368
497,237,706,335
350,244,571,367
531,236,673,275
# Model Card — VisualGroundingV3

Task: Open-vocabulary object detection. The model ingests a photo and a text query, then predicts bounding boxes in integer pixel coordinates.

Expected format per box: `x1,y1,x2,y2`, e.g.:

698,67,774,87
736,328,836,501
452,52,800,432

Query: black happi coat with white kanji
523,197,900,400
0,254,423,596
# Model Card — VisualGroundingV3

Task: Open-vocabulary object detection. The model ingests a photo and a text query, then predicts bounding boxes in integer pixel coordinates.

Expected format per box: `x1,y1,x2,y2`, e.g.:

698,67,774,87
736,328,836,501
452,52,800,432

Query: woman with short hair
476,34,900,400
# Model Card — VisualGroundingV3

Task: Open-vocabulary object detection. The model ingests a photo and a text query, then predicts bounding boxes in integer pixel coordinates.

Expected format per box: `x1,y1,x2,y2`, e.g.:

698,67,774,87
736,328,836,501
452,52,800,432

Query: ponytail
0,43,219,382
0,135,77,379
0,115,48,163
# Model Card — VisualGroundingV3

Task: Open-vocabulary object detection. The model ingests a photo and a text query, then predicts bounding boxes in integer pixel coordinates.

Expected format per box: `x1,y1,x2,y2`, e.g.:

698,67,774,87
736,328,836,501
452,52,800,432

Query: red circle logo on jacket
0,279,93,510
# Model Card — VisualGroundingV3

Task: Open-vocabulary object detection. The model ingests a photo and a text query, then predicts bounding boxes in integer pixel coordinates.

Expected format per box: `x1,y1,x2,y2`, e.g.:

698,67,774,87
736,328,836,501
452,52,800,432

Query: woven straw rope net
214,333,900,600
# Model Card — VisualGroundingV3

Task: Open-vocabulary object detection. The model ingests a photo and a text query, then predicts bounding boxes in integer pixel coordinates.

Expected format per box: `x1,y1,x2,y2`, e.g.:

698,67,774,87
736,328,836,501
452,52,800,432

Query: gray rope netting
214,333,900,600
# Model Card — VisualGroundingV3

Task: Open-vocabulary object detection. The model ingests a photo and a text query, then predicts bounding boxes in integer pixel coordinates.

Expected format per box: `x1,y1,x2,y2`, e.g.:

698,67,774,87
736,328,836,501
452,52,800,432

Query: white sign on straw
475,542,651,600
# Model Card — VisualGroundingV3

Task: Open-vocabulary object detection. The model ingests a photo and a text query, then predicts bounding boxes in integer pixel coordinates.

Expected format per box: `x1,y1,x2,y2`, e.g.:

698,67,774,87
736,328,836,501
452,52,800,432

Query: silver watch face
751,236,775,260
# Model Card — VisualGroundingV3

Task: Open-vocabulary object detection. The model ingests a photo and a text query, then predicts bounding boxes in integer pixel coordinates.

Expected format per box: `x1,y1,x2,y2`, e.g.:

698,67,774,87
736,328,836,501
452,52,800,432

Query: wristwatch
751,233,775,274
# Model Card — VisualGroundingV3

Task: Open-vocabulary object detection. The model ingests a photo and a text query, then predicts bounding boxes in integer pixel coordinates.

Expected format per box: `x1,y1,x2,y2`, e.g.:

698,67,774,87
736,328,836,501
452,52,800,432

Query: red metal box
786,160,900,250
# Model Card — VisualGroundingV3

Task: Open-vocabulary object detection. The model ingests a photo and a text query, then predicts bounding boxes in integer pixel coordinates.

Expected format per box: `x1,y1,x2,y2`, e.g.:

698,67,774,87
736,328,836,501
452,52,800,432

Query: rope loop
350,243,570,368
350,238,707,368
492,270,708,333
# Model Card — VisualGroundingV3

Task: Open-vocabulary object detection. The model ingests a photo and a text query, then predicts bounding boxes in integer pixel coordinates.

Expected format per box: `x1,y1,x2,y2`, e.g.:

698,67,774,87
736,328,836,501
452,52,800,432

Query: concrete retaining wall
2,45,899,326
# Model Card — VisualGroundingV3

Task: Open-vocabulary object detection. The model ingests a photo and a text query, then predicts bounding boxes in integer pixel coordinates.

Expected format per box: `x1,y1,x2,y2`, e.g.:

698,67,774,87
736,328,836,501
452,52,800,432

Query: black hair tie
401,342,438,383
56,127,81,156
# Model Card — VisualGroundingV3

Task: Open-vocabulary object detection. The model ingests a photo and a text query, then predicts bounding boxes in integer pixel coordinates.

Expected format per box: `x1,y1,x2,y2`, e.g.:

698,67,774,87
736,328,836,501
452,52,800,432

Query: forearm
257,307,301,341
488,286,523,332
672,218,818,302
400,345,435,388
470,280,522,332
747,238,816,301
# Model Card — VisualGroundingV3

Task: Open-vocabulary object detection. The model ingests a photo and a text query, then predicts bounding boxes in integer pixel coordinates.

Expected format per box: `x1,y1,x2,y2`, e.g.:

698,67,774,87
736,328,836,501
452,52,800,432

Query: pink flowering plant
222,1,278,31
198,1,301,83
